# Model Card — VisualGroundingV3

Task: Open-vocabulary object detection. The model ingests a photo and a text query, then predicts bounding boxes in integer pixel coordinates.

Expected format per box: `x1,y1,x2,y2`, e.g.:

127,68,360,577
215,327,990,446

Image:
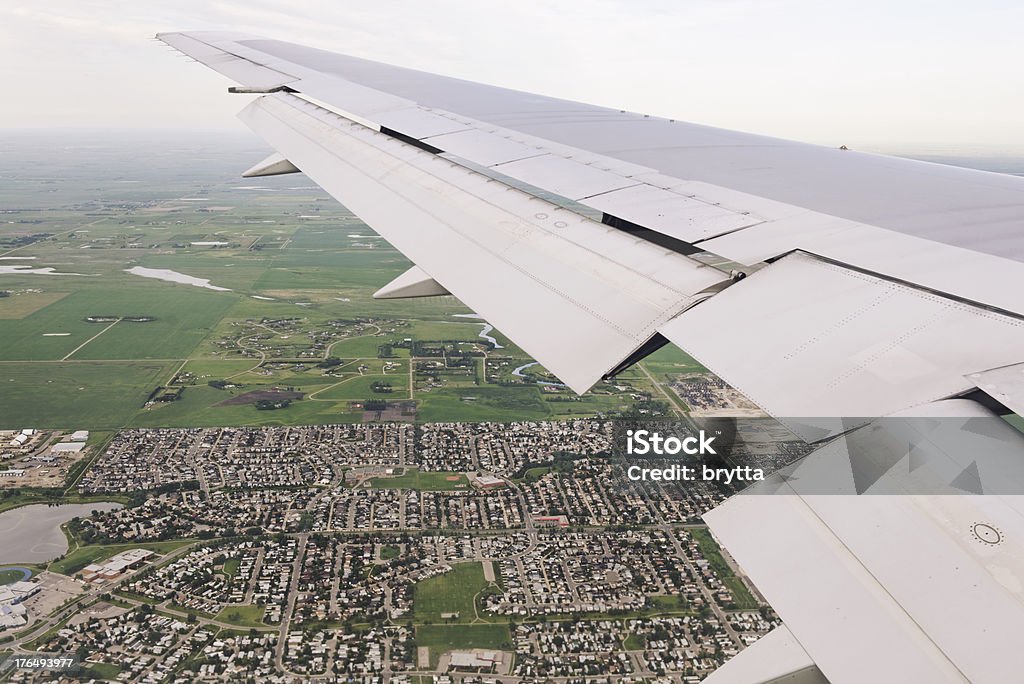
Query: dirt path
61,318,120,360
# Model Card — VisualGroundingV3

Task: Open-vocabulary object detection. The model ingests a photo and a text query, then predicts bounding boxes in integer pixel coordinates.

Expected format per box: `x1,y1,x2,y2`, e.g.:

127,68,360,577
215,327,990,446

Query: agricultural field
0,361,178,429
0,132,692,430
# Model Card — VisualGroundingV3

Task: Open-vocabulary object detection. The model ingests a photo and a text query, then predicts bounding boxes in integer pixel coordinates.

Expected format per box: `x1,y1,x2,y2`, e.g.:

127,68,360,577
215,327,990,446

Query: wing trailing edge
238,92,725,393
702,625,827,684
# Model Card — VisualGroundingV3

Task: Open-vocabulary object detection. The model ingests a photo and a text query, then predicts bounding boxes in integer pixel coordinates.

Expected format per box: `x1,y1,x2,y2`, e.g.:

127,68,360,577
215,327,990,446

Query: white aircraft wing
158,31,1024,684
704,399,1024,684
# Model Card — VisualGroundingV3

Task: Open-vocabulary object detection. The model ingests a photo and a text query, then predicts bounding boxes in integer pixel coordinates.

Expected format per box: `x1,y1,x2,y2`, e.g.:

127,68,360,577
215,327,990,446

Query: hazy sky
3,1,1023,149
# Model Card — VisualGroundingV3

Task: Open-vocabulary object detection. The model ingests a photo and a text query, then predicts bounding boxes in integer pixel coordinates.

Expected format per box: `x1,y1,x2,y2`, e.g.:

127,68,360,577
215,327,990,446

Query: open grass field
310,371,409,402
129,385,360,428
413,562,491,623
0,361,178,429
521,466,553,482
646,595,689,612
221,557,241,579
214,604,266,628
623,633,645,650
254,248,409,290
543,391,633,418
0,286,236,362
369,469,469,491
180,358,263,379
325,333,393,358
50,539,196,576
79,662,122,681
417,386,551,422
0,567,33,585
416,624,512,668
0,291,70,319
638,345,707,381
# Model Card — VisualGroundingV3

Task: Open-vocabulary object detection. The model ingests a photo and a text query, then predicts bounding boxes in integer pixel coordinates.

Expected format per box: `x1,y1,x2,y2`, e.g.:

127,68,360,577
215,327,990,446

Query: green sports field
416,624,512,668
413,561,493,623
369,469,469,491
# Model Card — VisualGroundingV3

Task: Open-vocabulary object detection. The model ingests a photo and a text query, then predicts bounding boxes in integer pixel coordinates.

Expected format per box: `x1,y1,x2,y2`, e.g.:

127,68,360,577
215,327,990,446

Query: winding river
452,313,504,349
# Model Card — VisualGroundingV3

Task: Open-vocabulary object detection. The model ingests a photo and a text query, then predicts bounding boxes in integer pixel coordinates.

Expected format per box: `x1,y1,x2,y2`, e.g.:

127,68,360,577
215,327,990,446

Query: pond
124,266,230,291
0,502,122,564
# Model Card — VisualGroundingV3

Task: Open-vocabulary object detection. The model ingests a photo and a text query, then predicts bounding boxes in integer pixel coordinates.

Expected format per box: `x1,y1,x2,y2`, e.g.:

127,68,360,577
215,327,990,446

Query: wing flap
490,153,641,200
373,265,450,299
432,128,544,166
968,363,1024,415
584,183,762,242
239,92,724,392
659,252,1024,438
702,625,826,684
706,494,969,684
706,400,1024,684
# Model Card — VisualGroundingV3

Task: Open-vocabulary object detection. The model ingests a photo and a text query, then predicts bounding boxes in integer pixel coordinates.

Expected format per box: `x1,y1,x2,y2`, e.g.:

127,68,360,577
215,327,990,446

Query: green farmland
0,132,694,430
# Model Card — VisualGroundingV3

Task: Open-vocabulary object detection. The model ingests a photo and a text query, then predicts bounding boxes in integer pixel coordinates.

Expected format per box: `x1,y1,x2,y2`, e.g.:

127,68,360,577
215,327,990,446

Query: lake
124,266,230,291
0,502,122,563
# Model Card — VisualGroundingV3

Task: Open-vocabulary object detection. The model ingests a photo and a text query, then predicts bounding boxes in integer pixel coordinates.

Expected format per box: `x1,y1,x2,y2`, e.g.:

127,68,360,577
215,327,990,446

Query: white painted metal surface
241,152,300,177
707,401,1024,684
706,494,971,683
373,265,450,299
660,252,1024,435
968,362,1024,416
375,107,468,139
240,93,724,393
583,183,762,242
699,214,1024,318
157,32,297,90
491,154,640,201
702,626,826,684
432,128,544,166
293,73,413,121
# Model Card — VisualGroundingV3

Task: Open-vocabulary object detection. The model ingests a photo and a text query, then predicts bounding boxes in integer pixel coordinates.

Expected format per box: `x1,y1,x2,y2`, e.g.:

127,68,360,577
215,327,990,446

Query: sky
2,1,1023,151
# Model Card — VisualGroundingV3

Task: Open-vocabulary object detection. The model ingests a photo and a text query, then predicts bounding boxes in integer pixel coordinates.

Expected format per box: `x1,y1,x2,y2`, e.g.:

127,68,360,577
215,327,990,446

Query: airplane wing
158,31,1024,683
